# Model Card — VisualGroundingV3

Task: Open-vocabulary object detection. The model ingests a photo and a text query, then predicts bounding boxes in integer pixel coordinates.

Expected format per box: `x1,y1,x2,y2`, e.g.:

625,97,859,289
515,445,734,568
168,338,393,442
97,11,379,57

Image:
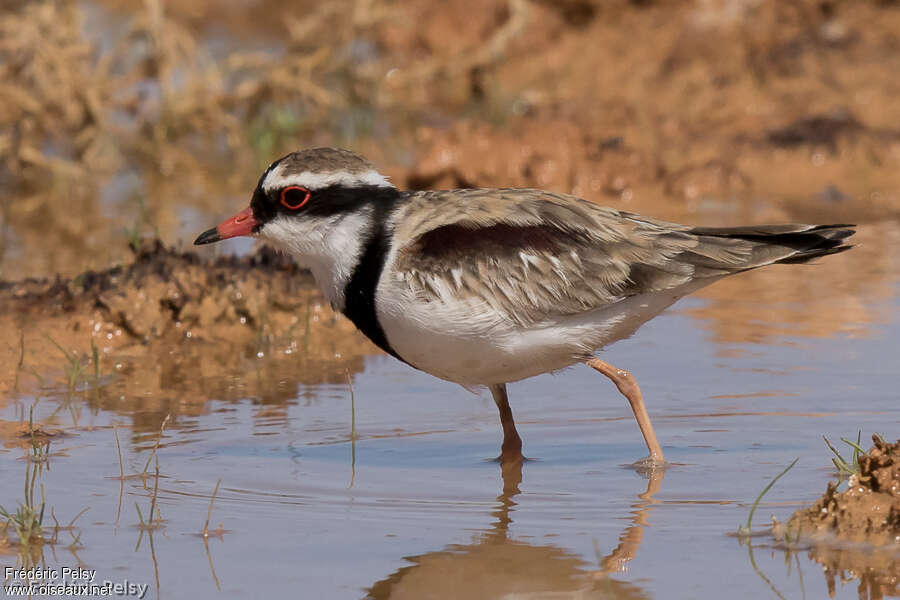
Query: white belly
375,277,714,386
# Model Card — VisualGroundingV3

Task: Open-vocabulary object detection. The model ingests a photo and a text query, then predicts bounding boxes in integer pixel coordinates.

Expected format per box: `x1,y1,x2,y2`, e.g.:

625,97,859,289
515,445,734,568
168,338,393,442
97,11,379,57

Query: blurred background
2,0,899,279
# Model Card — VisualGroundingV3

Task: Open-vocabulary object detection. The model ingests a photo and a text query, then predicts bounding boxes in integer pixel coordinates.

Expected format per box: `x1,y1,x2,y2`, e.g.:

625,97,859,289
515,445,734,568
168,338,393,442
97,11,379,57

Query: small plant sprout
202,478,223,538
113,424,126,526
14,330,24,392
142,414,171,477
347,370,358,442
201,478,225,591
49,506,89,549
27,402,50,463
737,457,799,537
115,424,125,480
823,431,865,477
91,336,100,383
45,334,85,393
347,370,358,488
0,455,46,546
124,192,159,253
135,456,164,540
149,456,162,528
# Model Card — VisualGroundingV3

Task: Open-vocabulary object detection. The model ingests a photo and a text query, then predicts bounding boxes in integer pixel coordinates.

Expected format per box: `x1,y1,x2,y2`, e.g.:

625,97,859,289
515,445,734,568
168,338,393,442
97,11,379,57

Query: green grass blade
822,435,844,461
742,457,800,533
840,437,867,457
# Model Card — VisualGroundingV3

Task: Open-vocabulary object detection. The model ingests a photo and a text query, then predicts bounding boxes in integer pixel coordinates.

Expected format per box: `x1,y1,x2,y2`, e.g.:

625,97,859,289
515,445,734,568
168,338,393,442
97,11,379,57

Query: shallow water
2,225,898,599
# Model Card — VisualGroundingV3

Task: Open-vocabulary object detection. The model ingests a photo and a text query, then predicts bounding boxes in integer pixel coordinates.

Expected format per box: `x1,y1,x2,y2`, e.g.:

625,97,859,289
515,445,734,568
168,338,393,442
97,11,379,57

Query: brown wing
393,190,722,324
391,189,853,325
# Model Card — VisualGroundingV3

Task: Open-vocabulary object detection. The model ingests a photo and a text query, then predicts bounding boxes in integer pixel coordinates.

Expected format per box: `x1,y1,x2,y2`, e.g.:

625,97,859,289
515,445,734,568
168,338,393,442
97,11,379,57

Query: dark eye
280,186,311,210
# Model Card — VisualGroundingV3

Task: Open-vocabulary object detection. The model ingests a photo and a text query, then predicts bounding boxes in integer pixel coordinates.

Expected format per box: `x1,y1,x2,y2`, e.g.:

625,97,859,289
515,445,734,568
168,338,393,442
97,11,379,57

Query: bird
194,147,855,467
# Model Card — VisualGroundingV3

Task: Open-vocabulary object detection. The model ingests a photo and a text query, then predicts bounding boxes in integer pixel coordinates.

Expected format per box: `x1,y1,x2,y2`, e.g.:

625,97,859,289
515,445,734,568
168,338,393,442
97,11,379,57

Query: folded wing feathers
394,190,855,325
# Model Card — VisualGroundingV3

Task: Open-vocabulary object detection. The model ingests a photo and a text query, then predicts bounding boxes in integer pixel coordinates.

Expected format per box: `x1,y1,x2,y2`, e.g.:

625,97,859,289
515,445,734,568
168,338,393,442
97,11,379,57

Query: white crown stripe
262,168,391,192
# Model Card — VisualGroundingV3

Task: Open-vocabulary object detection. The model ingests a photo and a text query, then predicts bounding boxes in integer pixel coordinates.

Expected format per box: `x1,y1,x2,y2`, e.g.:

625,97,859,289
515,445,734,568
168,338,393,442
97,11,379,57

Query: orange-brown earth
0,242,377,432
774,437,900,598
790,436,900,545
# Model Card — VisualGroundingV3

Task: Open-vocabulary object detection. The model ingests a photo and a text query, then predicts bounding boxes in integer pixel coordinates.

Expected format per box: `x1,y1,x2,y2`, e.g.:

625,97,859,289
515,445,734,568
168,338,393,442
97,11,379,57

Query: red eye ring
280,186,311,210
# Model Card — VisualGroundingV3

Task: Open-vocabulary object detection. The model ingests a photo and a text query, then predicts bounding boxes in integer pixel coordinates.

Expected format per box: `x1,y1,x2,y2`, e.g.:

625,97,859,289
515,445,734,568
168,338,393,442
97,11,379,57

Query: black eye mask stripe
250,184,401,225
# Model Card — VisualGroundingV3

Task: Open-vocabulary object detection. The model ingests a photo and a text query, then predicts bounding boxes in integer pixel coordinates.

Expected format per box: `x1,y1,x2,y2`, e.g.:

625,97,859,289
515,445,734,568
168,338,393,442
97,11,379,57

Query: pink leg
490,384,523,464
586,358,665,464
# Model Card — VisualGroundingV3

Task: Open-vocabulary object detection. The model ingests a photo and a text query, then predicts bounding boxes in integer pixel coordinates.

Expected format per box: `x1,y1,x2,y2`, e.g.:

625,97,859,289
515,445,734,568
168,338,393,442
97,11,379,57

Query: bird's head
194,148,399,308
194,147,396,254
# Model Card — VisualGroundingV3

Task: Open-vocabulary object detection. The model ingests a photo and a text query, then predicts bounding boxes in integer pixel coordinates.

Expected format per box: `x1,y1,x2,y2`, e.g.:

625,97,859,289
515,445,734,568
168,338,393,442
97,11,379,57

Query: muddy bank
770,437,900,598
788,436,900,544
0,241,378,427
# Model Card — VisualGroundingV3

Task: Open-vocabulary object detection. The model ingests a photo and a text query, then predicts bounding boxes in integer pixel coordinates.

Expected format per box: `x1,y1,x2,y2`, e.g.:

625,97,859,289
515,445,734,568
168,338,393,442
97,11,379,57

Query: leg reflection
595,468,665,576
484,460,523,542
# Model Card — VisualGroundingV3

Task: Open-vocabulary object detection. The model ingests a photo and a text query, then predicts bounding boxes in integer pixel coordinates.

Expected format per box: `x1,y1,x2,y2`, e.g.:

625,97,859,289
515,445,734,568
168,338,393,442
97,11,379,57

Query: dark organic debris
766,109,864,150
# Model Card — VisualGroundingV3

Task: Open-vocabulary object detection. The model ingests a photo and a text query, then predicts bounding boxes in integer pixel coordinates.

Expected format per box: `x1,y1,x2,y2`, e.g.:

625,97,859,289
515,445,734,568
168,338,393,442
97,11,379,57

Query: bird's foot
628,454,668,476
491,451,528,465
491,436,526,465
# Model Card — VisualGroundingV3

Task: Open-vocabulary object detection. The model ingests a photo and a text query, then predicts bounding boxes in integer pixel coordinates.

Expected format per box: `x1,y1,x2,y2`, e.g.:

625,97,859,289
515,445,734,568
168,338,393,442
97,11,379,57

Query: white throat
258,209,373,310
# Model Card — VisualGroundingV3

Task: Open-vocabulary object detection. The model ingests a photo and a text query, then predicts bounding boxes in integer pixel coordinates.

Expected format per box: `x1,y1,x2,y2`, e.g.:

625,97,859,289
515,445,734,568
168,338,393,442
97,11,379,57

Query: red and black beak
194,206,260,245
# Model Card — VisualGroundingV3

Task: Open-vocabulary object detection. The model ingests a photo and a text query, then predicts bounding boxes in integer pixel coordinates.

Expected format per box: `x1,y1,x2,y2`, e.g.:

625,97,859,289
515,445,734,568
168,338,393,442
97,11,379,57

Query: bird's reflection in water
367,463,664,599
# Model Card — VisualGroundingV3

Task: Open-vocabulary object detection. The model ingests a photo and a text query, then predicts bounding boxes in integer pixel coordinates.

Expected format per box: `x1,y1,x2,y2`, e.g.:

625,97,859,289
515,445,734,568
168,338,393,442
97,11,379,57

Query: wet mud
762,437,900,598
789,436,900,544
0,241,376,417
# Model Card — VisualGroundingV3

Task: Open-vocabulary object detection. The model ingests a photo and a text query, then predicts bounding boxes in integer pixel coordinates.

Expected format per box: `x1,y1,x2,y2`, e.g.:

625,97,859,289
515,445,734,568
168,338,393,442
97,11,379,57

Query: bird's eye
279,186,311,210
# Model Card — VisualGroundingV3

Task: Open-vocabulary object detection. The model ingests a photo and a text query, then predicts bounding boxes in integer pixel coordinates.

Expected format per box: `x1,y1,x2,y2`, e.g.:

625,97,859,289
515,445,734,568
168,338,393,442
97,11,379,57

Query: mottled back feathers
391,188,854,326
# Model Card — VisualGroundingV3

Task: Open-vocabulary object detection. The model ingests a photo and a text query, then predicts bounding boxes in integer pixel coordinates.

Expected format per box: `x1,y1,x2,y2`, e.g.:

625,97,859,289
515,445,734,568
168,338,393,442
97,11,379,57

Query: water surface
2,226,898,599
